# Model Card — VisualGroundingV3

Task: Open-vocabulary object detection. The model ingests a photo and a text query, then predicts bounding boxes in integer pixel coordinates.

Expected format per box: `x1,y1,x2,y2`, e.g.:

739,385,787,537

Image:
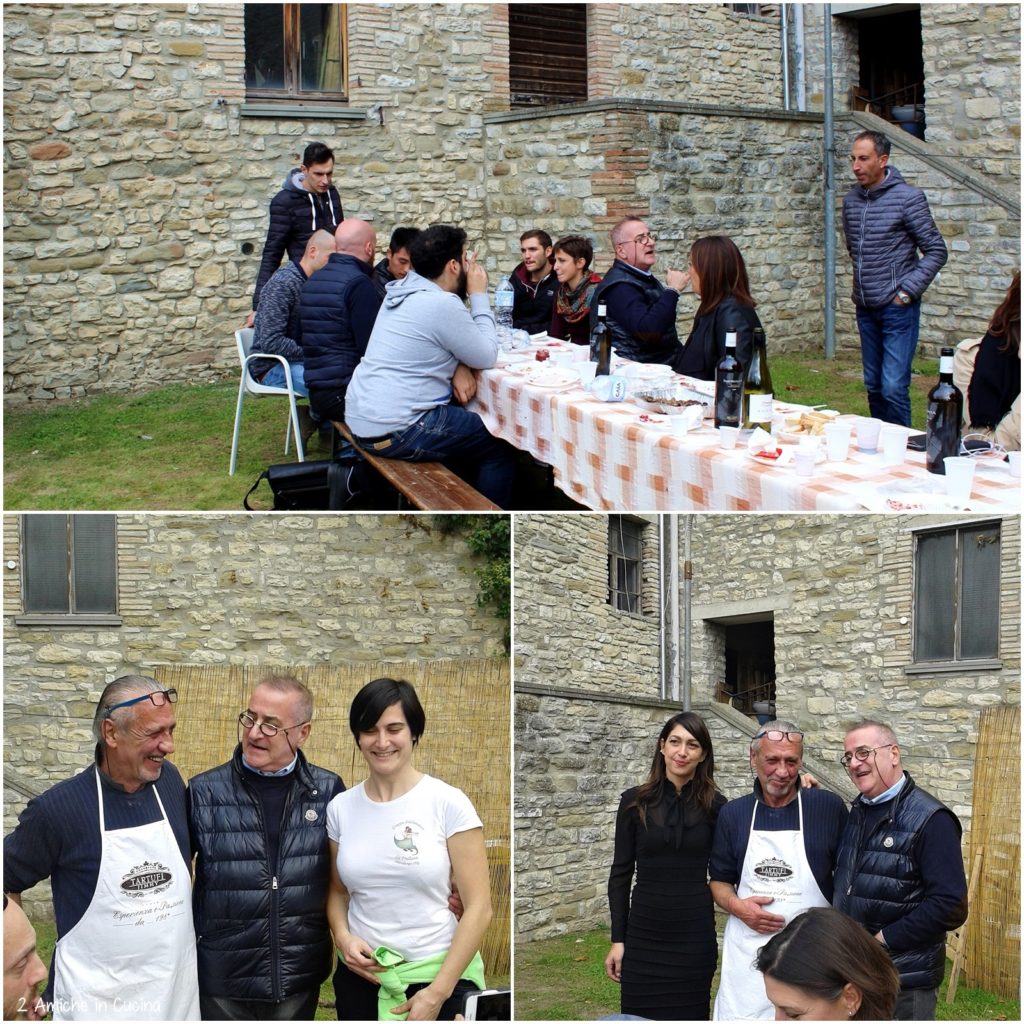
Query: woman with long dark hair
756,907,900,1020
678,235,764,380
954,270,1020,450
605,712,726,1020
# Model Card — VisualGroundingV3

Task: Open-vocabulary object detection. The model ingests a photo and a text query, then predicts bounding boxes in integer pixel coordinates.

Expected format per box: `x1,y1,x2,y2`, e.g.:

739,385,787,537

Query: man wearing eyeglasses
589,216,689,371
3,675,199,1020
709,721,847,1020
187,676,344,1020
833,721,967,1021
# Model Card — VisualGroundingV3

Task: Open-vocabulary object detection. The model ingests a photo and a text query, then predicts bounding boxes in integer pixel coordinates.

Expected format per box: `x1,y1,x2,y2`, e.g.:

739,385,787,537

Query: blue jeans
856,300,921,426
354,404,517,508
259,362,309,398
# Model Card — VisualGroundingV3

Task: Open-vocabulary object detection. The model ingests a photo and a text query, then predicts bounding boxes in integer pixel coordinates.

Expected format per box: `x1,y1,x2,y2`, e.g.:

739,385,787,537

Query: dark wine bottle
743,327,773,431
591,303,611,375
714,330,743,429
925,347,963,474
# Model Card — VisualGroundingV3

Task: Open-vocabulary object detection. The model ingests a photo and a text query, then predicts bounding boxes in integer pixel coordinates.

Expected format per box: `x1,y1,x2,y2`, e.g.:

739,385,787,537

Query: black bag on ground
243,459,357,511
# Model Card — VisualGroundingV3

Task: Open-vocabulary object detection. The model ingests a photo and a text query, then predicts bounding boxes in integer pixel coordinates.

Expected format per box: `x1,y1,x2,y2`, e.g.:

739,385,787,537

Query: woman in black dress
605,711,726,1020
677,235,764,380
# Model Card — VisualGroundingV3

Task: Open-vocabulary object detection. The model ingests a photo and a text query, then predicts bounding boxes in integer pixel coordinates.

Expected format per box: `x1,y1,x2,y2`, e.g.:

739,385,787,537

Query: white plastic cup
719,426,740,449
856,416,883,453
576,362,597,386
943,456,976,507
880,427,908,467
824,422,852,462
1009,451,1021,478
793,450,816,477
549,349,574,367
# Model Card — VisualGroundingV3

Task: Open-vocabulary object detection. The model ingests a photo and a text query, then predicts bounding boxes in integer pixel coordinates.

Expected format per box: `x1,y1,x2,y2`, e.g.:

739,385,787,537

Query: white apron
712,789,830,1020
52,769,200,1021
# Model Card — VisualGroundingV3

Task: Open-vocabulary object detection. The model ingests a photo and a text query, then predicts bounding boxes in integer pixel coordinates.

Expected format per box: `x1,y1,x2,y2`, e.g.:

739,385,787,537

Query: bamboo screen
156,659,511,979
962,703,1019,998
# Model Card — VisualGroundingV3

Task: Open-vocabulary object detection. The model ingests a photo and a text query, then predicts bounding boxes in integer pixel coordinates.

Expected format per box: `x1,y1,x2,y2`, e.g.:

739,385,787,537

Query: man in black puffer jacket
842,130,947,426
834,720,967,1021
250,141,344,319
189,676,345,1021
299,219,381,428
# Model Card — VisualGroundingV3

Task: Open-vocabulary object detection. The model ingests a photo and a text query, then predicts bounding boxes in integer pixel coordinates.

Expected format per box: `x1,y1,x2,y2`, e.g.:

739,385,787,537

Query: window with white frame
913,521,1000,664
18,514,119,624
608,516,645,614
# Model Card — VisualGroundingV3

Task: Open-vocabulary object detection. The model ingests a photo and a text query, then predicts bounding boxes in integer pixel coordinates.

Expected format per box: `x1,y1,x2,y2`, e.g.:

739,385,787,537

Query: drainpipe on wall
823,4,837,359
668,514,681,703
795,3,807,112
682,515,692,712
781,5,791,110
659,516,667,699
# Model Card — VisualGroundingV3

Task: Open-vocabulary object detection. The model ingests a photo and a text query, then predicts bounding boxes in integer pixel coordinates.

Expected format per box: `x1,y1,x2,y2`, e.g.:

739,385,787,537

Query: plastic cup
824,422,852,462
943,456,976,507
880,427,908,467
719,426,740,449
549,349,574,367
793,450,816,477
576,362,597,386
1009,451,1021,478
856,417,883,453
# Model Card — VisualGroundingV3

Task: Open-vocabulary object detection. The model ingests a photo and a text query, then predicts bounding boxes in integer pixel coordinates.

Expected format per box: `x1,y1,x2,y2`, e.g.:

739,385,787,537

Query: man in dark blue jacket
298,219,381,428
189,677,345,1021
248,141,344,322
590,216,689,370
843,131,948,426
834,720,967,1021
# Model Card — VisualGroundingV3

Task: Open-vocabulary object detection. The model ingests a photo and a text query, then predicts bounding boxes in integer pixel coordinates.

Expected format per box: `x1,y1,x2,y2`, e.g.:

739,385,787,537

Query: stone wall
513,512,1020,941
3,3,1019,400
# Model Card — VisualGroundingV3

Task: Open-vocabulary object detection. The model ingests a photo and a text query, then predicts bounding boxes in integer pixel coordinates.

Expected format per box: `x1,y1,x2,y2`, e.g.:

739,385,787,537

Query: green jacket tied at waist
365,944,486,1021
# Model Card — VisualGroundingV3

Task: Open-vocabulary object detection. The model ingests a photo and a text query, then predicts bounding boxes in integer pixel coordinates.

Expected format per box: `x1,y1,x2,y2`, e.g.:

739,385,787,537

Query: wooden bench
334,422,502,512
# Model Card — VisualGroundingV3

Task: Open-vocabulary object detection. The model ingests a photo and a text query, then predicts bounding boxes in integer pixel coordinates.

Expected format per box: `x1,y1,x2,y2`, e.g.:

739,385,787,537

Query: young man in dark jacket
510,229,558,334
842,130,948,426
372,226,421,301
249,141,344,319
189,677,345,1021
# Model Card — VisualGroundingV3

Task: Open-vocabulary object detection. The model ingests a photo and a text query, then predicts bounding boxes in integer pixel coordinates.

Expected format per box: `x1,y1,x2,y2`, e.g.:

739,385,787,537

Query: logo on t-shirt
120,860,174,898
392,821,422,861
753,857,794,882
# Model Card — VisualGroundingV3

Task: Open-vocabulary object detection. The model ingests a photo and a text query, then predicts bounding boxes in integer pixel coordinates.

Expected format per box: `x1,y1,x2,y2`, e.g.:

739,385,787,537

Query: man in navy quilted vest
833,720,967,1020
843,131,948,426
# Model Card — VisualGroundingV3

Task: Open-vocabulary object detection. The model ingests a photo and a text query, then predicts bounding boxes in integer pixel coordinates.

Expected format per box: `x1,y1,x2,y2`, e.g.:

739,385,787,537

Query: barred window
608,516,644,614
913,522,1000,663
18,514,119,625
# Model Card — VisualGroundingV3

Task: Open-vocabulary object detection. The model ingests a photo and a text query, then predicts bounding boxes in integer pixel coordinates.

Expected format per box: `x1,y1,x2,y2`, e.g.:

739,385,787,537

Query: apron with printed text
52,769,199,1021
712,789,830,1020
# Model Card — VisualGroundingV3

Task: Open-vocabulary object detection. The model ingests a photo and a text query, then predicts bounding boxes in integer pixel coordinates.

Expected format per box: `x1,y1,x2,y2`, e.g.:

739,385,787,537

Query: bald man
299,218,382,427
3,895,46,1021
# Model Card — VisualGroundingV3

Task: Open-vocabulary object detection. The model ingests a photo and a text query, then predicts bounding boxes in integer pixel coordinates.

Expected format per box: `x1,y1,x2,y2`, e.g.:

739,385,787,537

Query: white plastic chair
229,328,306,475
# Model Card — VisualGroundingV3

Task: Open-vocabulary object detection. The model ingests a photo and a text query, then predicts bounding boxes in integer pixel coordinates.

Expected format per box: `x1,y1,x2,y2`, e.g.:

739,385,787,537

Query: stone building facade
514,512,1020,940
3,3,1018,401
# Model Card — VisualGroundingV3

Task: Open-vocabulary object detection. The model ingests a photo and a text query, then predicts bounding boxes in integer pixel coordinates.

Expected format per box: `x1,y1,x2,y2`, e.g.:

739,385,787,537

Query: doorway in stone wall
710,616,777,724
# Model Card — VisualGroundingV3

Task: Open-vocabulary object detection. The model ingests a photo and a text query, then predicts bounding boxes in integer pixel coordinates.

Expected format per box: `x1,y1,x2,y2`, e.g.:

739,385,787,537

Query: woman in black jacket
678,235,763,380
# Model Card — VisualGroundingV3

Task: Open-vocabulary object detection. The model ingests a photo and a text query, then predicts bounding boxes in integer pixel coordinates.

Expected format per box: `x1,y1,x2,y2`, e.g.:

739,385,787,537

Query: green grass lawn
4,352,939,511
514,925,1020,1021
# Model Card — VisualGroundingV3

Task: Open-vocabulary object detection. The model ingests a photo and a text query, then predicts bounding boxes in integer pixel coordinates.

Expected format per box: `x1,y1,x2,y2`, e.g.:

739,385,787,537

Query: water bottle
494,275,515,345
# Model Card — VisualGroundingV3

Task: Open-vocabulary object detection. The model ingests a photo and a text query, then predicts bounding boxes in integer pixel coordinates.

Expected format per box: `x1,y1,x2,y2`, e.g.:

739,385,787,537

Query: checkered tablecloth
470,367,1021,513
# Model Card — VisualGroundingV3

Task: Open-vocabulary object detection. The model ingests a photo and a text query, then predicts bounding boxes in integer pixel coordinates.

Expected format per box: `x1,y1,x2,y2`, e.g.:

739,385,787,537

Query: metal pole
781,4,791,111
823,4,836,359
668,514,680,703
682,516,692,713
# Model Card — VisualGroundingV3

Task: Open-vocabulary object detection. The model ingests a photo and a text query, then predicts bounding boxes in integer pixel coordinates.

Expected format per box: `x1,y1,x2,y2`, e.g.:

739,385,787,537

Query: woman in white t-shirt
326,678,492,1021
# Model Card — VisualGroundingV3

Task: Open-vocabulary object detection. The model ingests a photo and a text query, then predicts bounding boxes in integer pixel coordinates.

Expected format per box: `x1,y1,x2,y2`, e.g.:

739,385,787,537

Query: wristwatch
895,290,913,305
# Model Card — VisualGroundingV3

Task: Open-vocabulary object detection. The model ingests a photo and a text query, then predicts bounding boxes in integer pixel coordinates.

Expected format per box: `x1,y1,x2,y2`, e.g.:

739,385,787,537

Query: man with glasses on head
187,676,345,1020
590,215,689,371
3,675,199,1019
833,720,967,1021
709,721,847,1020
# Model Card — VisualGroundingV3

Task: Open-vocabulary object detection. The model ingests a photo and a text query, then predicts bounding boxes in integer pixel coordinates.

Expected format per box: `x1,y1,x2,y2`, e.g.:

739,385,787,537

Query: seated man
298,219,381,430
249,228,335,442
344,224,517,508
372,226,421,301
591,216,688,370
511,229,558,334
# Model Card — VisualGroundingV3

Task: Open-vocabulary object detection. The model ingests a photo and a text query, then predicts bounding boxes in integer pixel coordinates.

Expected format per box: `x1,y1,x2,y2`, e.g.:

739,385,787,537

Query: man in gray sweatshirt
344,224,517,508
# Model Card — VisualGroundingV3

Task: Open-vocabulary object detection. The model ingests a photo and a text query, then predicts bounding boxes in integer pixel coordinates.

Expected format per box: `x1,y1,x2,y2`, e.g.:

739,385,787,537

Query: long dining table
470,346,1021,513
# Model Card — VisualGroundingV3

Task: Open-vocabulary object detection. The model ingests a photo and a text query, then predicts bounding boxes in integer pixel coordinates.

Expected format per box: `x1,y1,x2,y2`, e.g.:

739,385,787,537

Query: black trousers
199,987,320,1020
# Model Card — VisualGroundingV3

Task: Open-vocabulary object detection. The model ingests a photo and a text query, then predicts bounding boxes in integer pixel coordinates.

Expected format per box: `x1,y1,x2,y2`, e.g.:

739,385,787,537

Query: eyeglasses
840,743,895,768
238,711,309,739
104,688,177,717
624,232,656,246
754,729,804,743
